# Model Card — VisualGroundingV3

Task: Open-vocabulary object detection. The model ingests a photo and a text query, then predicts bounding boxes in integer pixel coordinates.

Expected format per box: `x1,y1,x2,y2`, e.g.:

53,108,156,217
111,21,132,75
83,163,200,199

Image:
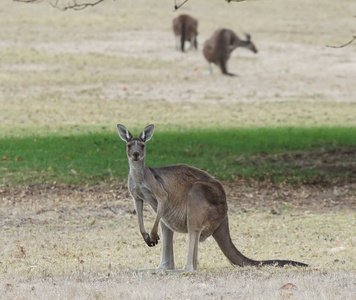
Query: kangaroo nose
133,152,139,160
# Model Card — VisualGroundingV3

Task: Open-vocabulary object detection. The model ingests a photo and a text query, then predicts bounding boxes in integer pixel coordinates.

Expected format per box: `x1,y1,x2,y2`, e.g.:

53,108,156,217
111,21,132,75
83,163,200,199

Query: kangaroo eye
127,144,131,149
141,145,145,149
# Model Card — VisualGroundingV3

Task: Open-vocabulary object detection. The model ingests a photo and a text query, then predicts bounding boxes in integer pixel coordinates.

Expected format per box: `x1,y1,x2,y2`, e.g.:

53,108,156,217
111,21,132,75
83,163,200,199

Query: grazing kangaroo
173,14,198,52
203,28,258,76
117,124,307,272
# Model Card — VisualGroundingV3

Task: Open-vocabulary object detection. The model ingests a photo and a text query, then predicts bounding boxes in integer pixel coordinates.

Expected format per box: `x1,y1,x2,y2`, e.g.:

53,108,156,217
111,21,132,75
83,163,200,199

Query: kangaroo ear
117,124,133,142
244,33,251,42
139,124,154,142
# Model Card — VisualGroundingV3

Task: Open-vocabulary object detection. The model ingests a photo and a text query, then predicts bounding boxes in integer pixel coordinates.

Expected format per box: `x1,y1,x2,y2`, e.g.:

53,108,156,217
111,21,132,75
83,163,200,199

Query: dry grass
1,271,356,300
1,0,356,135
1,184,356,299
1,0,356,298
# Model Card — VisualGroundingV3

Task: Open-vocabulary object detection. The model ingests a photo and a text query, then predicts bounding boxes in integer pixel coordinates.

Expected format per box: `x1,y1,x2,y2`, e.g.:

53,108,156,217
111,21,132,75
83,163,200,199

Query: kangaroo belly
161,205,188,233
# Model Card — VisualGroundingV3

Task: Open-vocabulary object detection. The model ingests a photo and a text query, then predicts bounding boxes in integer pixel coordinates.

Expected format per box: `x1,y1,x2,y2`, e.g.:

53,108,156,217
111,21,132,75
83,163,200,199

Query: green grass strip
1,127,356,185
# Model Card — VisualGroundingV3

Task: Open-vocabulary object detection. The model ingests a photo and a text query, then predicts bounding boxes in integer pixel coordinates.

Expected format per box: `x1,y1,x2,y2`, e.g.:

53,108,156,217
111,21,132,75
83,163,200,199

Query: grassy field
1,0,356,299
2,127,356,185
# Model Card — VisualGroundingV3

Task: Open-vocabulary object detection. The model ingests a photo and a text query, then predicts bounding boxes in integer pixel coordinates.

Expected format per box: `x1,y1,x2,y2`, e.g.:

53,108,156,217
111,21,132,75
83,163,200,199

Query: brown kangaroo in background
117,124,307,272
203,28,258,76
173,14,198,52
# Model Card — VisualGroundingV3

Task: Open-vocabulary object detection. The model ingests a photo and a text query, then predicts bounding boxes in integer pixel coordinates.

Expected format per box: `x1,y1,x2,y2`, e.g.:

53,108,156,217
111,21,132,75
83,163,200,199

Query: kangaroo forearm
151,217,160,237
134,198,147,236
152,199,163,231
138,216,156,247
135,196,160,247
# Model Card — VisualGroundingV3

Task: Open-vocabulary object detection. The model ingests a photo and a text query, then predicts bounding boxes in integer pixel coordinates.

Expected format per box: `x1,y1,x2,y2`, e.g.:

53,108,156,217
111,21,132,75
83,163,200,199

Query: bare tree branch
15,0,249,11
173,0,189,11
13,0,44,3
326,36,356,48
52,0,106,11
13,0,107,10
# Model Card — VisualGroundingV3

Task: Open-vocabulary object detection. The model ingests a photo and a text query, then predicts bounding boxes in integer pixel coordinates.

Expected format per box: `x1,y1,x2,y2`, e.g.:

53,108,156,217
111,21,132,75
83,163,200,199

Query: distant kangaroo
173,14,198,52
117,124,307,272
203,28,258,76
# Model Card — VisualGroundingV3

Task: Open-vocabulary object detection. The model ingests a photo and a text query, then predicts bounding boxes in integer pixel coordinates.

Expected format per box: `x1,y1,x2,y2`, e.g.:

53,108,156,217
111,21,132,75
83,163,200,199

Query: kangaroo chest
130,183,158,211
130,180,188,233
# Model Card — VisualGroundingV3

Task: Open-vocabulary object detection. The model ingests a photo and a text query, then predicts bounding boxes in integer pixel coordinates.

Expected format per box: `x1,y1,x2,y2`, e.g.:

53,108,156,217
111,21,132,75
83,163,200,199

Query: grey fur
117,124,307,272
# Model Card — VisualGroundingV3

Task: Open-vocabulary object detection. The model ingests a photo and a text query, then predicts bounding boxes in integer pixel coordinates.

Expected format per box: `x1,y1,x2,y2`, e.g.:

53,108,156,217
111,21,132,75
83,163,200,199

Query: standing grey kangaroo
117,124,307,272
172,14,198,52
203,28,258,76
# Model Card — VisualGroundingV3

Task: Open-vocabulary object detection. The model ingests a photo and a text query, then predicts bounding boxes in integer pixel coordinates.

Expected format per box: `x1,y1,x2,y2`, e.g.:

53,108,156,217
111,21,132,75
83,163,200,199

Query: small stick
174,0,189,11
326,36,356,48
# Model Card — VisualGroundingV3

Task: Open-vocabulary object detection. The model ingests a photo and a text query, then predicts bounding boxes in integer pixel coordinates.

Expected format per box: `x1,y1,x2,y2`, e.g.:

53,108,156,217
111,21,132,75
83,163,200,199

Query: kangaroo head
117,124,154,162
244,33,258,54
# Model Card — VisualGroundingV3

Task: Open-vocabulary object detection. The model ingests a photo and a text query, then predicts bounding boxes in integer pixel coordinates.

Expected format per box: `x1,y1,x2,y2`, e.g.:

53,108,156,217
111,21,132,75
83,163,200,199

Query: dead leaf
280,283,298,290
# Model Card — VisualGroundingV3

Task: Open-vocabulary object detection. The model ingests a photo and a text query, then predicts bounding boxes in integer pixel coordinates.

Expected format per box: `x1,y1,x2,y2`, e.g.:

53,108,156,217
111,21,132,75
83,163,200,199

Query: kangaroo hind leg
219,58,235,76
184,228,202,272
183,182,224,272
158,222,175,270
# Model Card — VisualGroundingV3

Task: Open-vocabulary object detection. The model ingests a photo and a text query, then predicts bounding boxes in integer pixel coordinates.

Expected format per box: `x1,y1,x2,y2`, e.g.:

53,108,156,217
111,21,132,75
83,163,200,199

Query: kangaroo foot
223,72,236,76
133,267,174,274
133,268,196,275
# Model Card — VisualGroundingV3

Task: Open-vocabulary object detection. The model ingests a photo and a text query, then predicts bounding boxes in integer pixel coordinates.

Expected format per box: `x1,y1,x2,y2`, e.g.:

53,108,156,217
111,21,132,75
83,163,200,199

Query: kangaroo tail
213,217,308,268
218,57,229,75
181,21,186,52
212,216,260,267
259,260,308,267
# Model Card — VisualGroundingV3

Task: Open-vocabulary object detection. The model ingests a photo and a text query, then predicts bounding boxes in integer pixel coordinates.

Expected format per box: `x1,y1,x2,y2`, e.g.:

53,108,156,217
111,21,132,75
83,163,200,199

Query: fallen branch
326,36,356,48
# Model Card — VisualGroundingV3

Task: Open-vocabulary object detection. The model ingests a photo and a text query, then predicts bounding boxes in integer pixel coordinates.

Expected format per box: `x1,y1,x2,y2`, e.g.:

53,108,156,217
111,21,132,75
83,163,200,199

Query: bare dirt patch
237,146,356,185
1,179,355,229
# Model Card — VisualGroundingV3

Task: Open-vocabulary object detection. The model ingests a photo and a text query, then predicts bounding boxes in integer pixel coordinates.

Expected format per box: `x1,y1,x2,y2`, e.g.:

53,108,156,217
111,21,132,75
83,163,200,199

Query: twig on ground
326,36,356,48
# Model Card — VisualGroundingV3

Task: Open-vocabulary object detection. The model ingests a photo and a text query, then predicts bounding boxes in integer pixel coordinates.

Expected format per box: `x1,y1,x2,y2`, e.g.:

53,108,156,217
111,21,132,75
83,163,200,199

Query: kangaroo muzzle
133,152,140,161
